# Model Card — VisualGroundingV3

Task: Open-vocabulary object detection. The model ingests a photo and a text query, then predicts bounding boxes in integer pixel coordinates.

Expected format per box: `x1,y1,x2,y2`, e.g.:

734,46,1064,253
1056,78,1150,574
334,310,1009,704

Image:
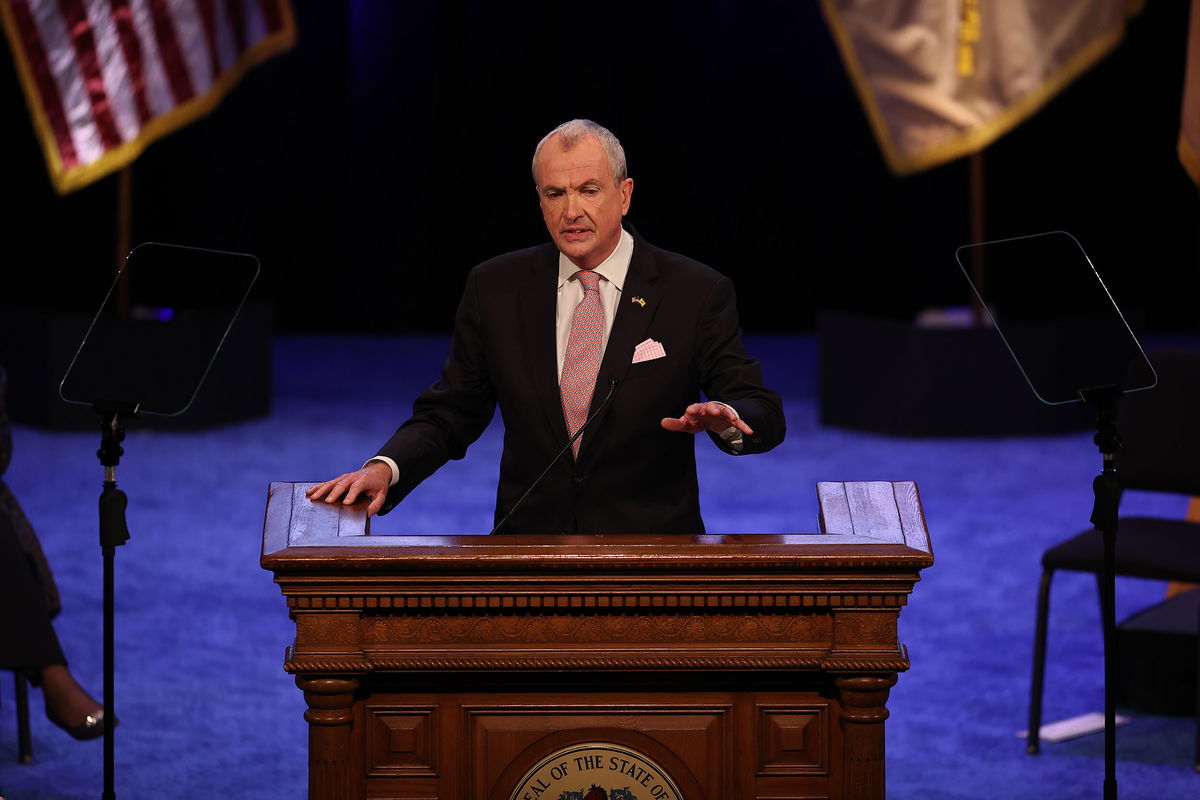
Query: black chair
1027,348,1200,768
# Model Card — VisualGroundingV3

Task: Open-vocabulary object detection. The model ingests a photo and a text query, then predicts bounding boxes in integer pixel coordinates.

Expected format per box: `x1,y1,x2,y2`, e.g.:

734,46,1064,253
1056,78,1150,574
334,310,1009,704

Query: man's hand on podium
306,460,391,516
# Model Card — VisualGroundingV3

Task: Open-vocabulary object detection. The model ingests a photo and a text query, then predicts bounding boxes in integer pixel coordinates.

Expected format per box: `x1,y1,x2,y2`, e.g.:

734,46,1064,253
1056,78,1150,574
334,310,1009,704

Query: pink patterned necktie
560,269,605,458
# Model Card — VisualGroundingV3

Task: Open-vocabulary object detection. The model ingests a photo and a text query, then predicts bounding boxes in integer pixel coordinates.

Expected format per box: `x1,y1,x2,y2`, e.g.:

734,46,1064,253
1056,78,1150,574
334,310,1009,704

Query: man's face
535,134,633,270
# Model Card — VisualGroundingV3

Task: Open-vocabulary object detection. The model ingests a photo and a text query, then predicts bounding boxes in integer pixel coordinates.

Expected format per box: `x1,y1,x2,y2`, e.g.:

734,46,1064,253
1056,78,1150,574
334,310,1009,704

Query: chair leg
16,672,33,764
1194,589,1200,772
1028,568,1054,755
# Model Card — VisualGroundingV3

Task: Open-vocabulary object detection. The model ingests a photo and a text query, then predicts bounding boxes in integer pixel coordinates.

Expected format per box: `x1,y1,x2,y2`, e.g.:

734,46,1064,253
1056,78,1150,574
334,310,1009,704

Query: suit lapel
518,247,571,448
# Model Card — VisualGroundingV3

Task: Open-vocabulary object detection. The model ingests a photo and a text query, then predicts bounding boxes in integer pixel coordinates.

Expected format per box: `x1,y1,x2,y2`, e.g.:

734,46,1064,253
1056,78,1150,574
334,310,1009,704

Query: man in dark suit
308,120,784,534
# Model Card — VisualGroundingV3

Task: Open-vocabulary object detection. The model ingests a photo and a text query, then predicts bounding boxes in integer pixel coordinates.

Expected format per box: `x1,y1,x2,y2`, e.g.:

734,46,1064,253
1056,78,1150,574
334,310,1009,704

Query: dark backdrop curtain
2,0,1196,333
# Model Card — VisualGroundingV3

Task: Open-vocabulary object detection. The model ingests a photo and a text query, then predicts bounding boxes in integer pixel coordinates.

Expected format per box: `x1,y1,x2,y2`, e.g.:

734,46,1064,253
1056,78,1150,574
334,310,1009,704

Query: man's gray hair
532,119,628,185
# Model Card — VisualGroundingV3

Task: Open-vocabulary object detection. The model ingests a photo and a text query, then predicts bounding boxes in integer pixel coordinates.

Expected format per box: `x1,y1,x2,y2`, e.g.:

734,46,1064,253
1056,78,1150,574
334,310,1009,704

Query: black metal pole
96,407,132,800
102,532,115,800
1083,387,1122,800
1096,461,1119,800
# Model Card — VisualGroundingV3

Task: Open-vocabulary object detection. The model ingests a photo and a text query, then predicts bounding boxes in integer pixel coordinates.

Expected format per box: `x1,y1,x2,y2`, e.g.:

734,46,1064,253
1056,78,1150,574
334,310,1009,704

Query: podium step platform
817,310,1095,436
0,304,271,430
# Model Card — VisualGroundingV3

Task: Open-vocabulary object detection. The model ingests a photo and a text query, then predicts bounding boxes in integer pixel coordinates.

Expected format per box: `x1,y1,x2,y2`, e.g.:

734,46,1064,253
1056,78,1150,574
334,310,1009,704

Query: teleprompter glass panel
956,231,1155,406
60,242,260,416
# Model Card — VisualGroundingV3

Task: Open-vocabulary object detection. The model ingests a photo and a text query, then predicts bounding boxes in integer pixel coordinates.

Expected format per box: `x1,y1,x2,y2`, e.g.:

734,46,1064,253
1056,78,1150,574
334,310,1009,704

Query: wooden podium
262,480,933,800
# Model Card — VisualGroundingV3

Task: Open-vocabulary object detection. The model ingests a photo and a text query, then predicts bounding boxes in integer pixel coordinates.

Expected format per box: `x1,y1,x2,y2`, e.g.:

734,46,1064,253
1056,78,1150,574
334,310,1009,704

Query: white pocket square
632,338,666,363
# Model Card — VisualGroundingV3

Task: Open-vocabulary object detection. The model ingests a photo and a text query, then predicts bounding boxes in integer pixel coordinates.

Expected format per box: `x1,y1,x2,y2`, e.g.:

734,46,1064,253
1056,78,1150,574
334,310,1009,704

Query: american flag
1,0,295,194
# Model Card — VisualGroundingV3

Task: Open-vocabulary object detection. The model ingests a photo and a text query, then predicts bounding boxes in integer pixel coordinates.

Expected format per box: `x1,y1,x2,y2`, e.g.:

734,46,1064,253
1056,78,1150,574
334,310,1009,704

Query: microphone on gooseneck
488,378,619,535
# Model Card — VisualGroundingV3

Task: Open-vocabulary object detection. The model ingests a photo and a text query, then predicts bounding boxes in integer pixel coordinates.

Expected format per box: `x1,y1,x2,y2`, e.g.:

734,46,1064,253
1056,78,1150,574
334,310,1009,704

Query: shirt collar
557,228,634,292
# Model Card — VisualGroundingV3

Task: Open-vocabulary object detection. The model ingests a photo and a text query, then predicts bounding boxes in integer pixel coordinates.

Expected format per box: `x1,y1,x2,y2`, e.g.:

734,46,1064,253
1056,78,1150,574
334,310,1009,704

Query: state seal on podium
508,742,684,800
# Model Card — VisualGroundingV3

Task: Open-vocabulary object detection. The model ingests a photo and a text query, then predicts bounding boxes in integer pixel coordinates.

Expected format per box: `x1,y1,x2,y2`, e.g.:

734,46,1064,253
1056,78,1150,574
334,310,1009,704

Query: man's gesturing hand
661,401,754,436
305,460,392,516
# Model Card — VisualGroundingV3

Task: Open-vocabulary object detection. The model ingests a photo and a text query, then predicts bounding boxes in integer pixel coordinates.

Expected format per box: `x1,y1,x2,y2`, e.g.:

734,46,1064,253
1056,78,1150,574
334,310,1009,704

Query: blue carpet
1,333,1197,799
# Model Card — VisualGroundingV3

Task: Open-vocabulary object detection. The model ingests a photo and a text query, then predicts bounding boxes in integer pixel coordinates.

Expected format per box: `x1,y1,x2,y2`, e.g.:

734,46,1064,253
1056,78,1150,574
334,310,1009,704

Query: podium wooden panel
262,480,933,800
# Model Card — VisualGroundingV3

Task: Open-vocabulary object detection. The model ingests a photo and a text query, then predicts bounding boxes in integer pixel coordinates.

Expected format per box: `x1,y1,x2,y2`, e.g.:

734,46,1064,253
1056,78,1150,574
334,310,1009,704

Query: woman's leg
0,511,106,736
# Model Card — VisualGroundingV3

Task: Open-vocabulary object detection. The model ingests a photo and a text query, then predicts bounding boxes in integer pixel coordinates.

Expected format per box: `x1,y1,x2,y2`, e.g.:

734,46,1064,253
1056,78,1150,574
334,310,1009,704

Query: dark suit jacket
376,226,785,534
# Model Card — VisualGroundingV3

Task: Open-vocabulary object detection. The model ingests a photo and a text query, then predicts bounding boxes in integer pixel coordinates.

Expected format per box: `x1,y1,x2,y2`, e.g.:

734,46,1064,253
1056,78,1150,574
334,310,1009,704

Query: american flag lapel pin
631,296,646,307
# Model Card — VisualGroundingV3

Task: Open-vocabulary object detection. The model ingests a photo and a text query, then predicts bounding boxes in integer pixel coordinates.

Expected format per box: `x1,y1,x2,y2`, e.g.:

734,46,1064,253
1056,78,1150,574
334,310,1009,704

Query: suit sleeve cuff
710,402,744,453
365,457,399,487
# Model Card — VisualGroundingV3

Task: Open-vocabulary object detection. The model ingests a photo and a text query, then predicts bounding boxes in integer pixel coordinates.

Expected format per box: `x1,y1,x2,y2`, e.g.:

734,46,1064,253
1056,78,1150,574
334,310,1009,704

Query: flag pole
968,150,987,325
115,166,132,316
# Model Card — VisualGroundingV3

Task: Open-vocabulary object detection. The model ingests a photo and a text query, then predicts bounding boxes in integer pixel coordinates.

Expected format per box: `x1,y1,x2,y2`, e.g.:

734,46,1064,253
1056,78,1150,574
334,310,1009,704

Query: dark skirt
0,509,65,671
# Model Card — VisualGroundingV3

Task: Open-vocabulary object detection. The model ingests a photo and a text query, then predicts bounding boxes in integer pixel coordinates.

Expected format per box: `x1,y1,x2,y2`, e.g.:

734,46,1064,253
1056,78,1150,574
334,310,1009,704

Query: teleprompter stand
1082,385,1123,800
96,401,134,800
60,243,259,799
957,231,1156,800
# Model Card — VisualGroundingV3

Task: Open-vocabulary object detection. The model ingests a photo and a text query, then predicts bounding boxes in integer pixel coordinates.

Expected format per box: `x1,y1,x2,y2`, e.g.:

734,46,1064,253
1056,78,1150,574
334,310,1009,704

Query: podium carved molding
285,592,912,610
357,611,832,645
282,646,912,675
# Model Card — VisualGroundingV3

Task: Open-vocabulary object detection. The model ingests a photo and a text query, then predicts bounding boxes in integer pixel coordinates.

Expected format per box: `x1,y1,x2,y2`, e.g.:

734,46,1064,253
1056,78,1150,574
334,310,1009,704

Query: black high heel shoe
47,708,117,741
